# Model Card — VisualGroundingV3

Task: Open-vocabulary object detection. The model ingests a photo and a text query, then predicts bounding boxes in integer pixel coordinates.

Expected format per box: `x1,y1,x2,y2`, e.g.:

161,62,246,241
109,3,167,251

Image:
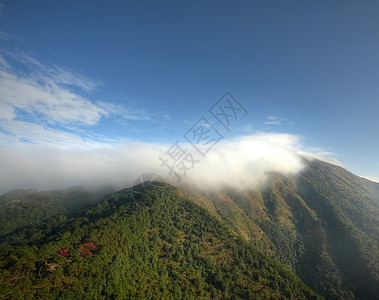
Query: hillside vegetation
0,187,110,242
1,159,378,299
0,183,321,299
184,159,379,299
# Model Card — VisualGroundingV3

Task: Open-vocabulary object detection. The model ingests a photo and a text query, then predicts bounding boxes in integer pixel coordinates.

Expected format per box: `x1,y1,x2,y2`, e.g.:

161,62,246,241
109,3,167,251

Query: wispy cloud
3,50,101,92
362,176,379,183
97,101,152,121
0,51,344,193
0,67,106,125
0,119,113,149
0,51,161,146
243,124,254,132
0,31,10,40
0,30,23,42
0,52,106,127
0,54,10,68
264,115,283,126
298,150,344,167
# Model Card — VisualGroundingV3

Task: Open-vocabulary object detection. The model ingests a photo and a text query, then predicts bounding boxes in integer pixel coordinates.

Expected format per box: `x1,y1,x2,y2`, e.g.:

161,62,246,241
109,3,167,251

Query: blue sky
0,1,378,191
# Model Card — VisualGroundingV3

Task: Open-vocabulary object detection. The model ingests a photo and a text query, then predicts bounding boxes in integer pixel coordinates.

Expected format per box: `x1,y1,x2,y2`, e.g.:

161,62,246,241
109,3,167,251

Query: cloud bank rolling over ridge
0,51,347,194
0,133,341,194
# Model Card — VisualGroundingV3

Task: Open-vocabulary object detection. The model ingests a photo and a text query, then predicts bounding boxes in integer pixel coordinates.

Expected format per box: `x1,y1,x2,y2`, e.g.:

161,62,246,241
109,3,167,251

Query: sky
0,1,378,193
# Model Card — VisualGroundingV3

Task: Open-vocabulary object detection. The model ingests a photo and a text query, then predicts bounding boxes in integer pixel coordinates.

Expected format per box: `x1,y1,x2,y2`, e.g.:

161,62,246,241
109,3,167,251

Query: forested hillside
182,159,379,299
0,159,377,299
0,183,321,299
0,187,111,242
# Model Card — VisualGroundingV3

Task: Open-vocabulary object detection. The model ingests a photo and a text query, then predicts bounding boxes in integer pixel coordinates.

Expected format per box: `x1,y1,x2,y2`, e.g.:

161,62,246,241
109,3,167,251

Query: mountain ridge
178,159,379,299
0,182,321,299
0,159,378,299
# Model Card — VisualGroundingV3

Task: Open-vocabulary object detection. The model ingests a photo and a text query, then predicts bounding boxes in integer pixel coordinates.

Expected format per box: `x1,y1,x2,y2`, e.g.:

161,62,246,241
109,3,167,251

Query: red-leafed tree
80,242,98,256
59,249,69,257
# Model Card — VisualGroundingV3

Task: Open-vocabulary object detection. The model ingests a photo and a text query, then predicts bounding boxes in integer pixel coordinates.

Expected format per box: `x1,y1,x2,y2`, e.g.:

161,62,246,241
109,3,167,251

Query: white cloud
0,31,22,41
0,100,16,120
47,65,101,92
97,101,151,121
0,51,160,145
0,52,344,194
362,176,379,183
0,119,113,149
184,133,305,190
0,133,342,194
298,148,344,167
0,63,106,125
244,125,254,132
3,51,102,92
264,115,282,126
0,54,10,68
0,142,167,193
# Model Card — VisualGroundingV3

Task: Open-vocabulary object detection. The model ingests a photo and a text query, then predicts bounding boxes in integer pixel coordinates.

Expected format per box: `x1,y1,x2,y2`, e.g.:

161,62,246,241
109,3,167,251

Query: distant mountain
182,159,379,299
0,186,111,243
0,183,320,299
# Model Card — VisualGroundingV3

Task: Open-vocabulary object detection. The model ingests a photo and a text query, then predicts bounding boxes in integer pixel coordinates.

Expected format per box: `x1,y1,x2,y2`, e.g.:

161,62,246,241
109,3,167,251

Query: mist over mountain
0,159,378,299
0,182,322,299
1,1,378,299
0,133,341,194
0,186,113,239
181,159,379,299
